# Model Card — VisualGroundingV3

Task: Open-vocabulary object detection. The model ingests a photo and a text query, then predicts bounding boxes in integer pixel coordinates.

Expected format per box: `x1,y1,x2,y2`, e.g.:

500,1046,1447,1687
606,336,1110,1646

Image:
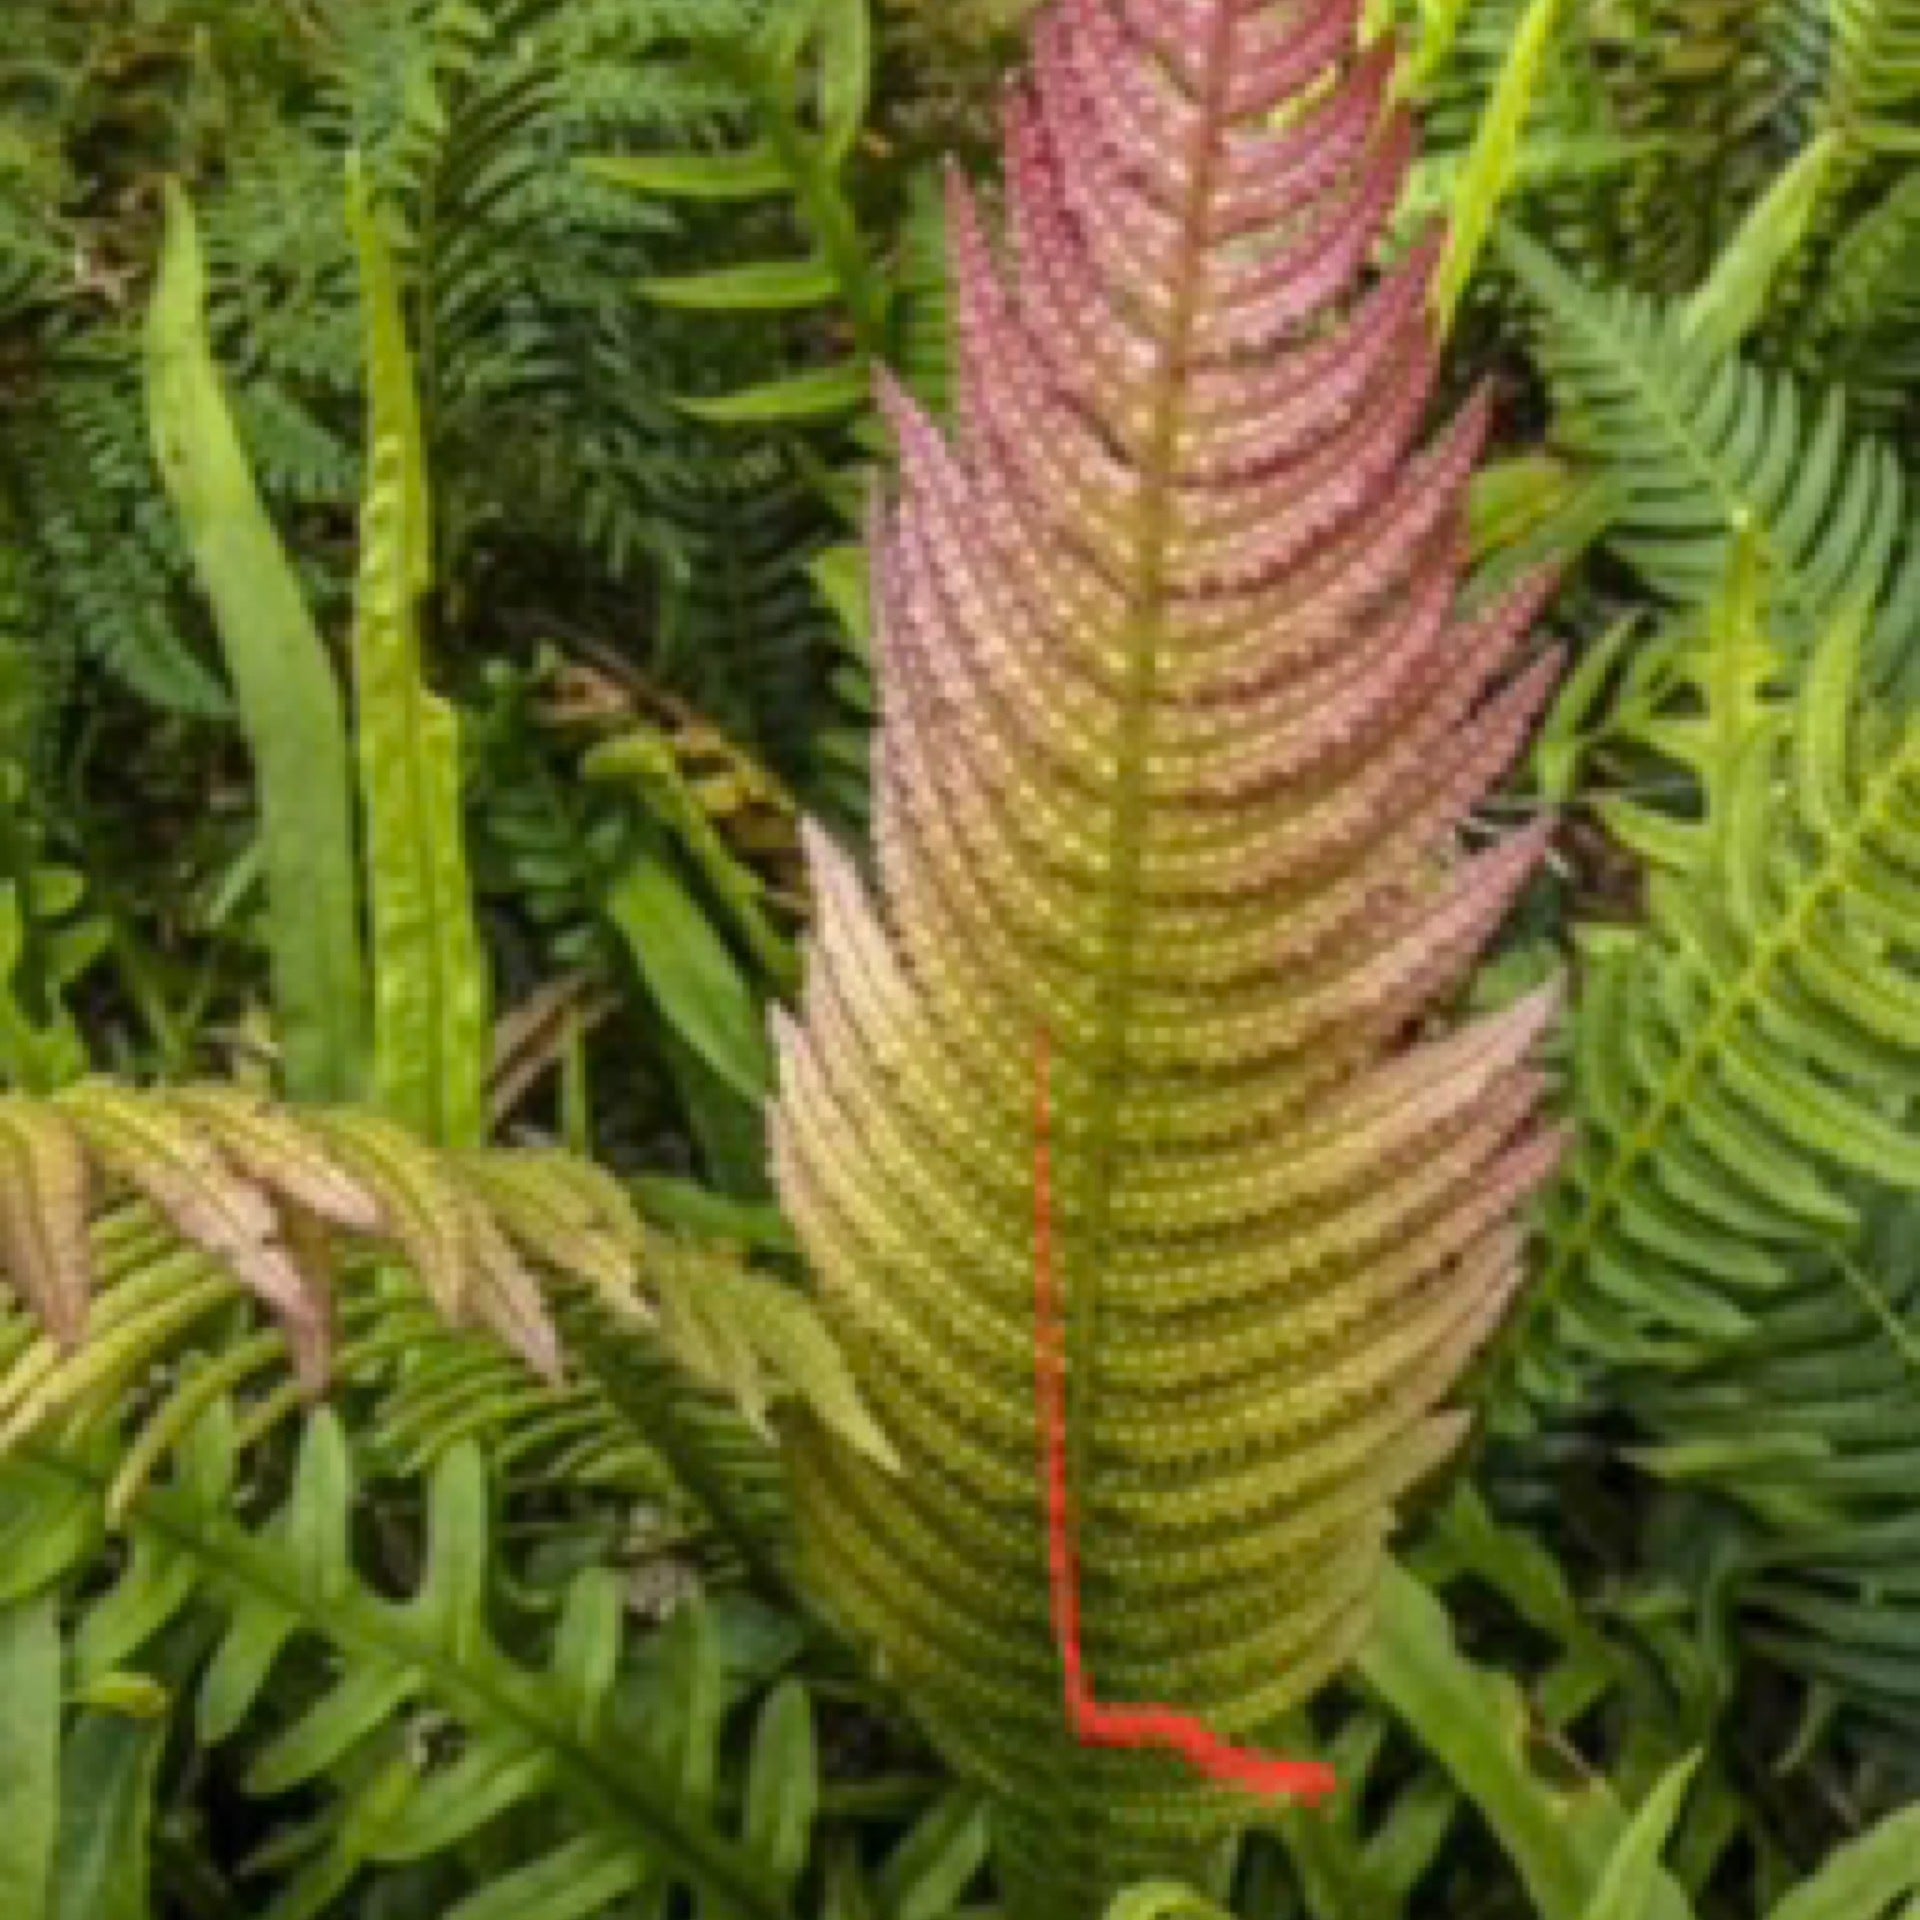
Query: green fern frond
201,112,365,404
2,1201,793,1581
1619,1197,1920,1727
5,0,853,804
1523,571,1920,1401
1827,0,1920,133
355,1280,789,1569
593,0,890,427
1396,0,1600,156
1499,226,1919,652
1729,0,1920,356
0,531,57,784
1797,167,1920,423
307,0,487,217
1401,0,1787,297
1595,0,1798,295
228,379,359,505
889,165,957,420
3,1410,807,1920
1684,130,1848,352
4,353,231,717
0,173,65,322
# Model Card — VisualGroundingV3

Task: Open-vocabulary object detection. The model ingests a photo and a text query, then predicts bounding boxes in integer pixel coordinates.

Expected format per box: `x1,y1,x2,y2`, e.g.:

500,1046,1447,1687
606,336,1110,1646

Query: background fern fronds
0,1081,888,1529
1516,562,1920,1421
1498,226,1920,670
1,1410,813,1920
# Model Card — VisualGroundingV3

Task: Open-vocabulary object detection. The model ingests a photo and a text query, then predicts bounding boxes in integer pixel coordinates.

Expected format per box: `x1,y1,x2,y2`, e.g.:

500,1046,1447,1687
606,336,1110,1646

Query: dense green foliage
4,0,1920,1916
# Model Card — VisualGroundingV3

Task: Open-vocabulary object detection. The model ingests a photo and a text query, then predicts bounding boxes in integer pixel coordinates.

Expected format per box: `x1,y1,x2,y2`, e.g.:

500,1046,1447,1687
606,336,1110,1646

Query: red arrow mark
1033,1031,1338,1806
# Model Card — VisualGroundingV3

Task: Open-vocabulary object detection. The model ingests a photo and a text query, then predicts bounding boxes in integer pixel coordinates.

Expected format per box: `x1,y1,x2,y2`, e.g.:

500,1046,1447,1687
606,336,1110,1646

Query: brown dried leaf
0,1097,92,1351
55,1080,328,1390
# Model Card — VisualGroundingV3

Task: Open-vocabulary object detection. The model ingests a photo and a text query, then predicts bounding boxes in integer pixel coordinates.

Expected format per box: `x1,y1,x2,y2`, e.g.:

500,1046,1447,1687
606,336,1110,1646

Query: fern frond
1828,0,1920,131
0,532,56,785
4,1411,805,1920
1500,226,1919,652
653,450,845,781
0,1084,885,1515
355,1277,791,1572
0,1189,795,1580
0,173,66,323
1523,573,1920,1407
201,110,365,406
0,1085,554,1400
597,0,889,406
1797,167,1920,423
1396,0,1599,157
771,0,1561,1901
1683,130,1848,352
1398,0,1790,300
5,353,231,716
7,0,853,805
1593,0,1796,295
1618,1196,1920,1727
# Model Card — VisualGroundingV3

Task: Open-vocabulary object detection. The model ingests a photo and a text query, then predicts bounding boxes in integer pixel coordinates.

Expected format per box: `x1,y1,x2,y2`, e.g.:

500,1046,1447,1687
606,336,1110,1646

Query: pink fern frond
772,0,1563,1899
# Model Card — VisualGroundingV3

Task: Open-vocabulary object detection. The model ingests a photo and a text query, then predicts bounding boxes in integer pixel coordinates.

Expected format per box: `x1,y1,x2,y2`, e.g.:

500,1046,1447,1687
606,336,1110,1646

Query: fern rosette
770,0,1564,1903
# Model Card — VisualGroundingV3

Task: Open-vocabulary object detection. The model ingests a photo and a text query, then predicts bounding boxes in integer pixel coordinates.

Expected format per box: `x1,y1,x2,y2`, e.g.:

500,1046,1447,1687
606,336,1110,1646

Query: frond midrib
1063,2,1241,1872
1059,3,1251,1889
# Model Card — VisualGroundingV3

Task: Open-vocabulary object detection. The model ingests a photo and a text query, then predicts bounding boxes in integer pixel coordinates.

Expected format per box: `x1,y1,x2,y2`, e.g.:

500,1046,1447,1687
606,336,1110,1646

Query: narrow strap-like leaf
146,183,367,1103
347,167,490,1150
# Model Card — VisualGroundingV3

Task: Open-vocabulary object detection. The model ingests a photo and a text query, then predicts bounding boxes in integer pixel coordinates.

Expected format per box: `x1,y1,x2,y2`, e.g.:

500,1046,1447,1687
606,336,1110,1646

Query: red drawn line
1033,1031,1338,1807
